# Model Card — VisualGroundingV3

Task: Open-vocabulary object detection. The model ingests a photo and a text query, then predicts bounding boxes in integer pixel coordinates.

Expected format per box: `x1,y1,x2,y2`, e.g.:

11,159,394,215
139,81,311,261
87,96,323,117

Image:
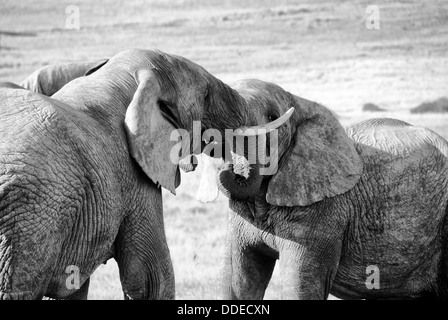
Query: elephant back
346,118,448,160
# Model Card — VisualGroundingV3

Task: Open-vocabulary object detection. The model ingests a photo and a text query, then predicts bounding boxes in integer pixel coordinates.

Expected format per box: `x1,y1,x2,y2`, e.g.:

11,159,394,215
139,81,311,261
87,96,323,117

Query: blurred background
1,0,447,299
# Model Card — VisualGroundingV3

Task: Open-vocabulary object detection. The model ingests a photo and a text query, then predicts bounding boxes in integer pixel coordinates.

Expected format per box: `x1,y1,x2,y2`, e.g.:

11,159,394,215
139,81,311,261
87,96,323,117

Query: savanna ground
1,0,448,299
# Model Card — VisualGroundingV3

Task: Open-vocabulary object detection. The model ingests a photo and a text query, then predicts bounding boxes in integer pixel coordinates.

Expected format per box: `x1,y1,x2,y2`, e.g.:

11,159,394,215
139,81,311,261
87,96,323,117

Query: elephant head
196,79,363,206
120,49,246,194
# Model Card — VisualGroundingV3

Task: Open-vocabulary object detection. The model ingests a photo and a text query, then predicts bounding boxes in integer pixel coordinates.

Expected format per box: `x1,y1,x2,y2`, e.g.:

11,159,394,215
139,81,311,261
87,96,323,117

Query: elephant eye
268,114,279,122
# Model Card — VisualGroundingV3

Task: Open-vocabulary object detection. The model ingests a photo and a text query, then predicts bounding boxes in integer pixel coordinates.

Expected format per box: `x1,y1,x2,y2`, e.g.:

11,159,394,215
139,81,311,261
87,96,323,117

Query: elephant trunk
217,154,263,201
179,154,198,172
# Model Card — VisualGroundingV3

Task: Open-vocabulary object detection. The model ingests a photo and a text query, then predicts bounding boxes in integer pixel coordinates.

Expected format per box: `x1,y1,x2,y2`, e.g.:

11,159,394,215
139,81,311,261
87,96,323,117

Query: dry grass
1,0,448,299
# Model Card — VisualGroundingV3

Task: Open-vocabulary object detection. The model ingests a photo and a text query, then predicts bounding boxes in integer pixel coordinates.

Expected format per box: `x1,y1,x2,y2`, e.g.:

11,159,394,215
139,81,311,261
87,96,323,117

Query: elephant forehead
231,79,284,93
236,82,288,101
232,81,292,113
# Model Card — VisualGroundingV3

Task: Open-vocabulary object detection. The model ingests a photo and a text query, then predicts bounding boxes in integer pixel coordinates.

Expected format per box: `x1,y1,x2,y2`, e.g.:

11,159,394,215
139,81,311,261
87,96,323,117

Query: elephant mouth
217,152,262,201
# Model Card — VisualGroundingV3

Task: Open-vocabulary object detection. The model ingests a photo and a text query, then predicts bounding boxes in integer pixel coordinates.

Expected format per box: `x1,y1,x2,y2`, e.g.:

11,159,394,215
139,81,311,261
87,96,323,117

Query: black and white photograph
1,0,448,305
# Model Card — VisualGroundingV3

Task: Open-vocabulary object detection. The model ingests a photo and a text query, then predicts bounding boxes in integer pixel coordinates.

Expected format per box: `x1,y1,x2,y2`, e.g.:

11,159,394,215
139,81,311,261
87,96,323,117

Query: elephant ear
125,69,181,194
266,95,363,207
20,69,44,94
84,59,109,76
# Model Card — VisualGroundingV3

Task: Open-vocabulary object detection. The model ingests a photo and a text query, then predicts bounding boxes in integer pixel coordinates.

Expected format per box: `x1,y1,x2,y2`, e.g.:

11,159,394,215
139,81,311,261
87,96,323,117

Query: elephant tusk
232,107,294,136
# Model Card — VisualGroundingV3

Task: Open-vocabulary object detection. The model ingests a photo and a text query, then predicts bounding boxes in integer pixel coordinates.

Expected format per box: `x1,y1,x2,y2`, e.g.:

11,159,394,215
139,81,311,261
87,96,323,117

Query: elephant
0,48,247,300
20,59,109,96
191,79,448,299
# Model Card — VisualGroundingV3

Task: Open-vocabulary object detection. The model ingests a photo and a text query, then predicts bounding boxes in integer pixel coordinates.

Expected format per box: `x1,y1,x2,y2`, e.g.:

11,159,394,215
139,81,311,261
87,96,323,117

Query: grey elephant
192,79,448,299
20,59,109,96
0,49,246,300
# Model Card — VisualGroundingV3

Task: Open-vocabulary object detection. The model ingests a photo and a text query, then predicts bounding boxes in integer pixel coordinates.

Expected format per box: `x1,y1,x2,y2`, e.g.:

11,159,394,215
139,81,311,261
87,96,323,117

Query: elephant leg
114,200,175,300
220,220,276,299
65,278,90,300
221,247,276,300
278,242,340,300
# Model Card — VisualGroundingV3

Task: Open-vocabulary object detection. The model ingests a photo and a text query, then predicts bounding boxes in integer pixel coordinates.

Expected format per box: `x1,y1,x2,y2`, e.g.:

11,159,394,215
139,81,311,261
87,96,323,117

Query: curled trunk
217,162,263,201
178,154,198,173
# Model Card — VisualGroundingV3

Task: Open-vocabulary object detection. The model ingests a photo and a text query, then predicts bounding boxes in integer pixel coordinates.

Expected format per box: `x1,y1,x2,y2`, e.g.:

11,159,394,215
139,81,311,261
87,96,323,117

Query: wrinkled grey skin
212,79,448,299
20,59,109,96
0,49,245,300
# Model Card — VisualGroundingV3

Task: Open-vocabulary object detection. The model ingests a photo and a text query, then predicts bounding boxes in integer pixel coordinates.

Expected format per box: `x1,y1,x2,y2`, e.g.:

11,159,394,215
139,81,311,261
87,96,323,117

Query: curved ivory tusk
232,107,295,136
